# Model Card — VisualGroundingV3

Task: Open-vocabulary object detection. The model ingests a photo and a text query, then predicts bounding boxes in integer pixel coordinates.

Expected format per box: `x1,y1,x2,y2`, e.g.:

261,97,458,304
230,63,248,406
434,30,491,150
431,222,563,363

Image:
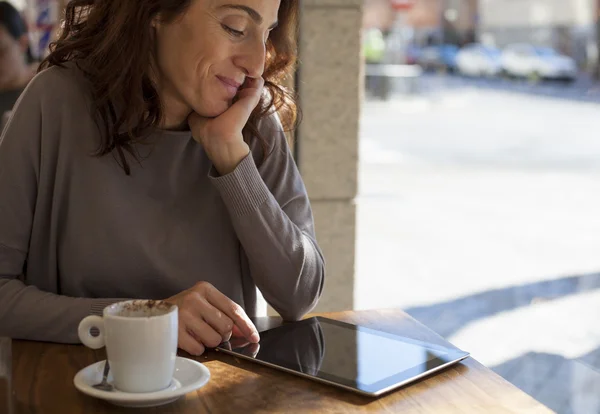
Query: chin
193,99,232,118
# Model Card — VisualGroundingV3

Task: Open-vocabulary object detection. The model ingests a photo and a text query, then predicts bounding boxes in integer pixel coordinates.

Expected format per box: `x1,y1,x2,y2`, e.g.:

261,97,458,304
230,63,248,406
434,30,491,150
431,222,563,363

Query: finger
229,336,250,349
182,291,233,340
236,77,264,106
195,298,234,339
246,342,260,358
203,285,260,343
239,76,264,95
182,311,224,348
232,324,244,338
220,77,264,127
187,77,263,137
178,326,205,356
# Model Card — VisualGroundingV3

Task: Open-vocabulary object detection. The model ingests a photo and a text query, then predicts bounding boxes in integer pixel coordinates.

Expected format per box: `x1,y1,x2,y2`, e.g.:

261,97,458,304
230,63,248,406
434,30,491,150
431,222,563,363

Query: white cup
78,300,178,393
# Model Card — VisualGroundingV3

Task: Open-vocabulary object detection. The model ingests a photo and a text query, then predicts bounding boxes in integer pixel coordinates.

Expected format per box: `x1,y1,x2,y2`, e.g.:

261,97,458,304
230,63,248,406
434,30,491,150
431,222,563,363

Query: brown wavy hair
39,0,299,175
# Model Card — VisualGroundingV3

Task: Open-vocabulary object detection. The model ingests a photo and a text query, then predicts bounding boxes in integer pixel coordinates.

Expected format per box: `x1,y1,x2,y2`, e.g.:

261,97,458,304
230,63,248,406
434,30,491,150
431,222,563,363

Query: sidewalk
355,84,600,413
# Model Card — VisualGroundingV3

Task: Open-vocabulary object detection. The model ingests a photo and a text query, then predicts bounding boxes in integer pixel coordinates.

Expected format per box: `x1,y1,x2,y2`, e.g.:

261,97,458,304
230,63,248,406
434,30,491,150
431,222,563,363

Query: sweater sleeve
209,114,325,321
0,75,124,344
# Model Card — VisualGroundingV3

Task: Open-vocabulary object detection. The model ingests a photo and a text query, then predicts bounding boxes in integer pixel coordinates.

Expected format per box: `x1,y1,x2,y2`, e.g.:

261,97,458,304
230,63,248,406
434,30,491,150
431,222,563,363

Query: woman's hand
188,77,265,175
165,281,260,356
221,337,261,358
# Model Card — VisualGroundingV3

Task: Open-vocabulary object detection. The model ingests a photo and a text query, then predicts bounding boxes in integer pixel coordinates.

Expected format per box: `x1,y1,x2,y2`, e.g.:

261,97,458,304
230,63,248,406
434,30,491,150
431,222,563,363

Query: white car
456,44,502,77
500,44,577,81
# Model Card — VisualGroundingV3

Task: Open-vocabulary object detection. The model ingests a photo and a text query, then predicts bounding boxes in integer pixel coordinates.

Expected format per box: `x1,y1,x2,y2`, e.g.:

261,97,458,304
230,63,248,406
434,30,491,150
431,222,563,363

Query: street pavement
422,71,600,104
355,76,600,413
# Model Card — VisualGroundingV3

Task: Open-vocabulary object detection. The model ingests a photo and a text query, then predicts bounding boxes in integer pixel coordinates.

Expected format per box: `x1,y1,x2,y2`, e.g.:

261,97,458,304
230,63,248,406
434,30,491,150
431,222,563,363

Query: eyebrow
218,4,279,29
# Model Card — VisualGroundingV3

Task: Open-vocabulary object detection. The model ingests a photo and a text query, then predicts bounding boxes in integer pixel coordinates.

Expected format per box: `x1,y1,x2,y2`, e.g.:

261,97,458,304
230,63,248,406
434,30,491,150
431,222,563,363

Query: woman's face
154,0,281,127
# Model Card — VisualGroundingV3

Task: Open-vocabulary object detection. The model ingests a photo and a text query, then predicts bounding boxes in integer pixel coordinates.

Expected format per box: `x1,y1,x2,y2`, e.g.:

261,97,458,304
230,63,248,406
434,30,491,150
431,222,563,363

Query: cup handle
78,316,106,349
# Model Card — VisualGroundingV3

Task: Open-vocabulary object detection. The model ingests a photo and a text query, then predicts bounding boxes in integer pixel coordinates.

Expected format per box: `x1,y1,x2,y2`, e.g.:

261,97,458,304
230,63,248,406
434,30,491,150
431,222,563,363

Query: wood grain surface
5,309,554,413
0,337,11,414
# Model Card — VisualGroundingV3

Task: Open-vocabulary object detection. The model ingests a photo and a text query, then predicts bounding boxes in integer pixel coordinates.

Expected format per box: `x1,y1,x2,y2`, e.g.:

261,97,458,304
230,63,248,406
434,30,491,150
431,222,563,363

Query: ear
151,14,162,29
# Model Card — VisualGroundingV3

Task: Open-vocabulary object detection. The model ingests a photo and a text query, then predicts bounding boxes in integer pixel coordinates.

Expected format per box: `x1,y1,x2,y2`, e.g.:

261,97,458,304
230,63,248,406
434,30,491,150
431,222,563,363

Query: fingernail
250,332,260,343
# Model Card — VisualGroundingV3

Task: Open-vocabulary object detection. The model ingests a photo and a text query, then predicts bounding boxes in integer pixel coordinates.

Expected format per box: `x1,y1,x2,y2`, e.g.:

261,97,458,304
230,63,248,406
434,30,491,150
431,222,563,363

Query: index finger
221,77,264,128
203,285,260,343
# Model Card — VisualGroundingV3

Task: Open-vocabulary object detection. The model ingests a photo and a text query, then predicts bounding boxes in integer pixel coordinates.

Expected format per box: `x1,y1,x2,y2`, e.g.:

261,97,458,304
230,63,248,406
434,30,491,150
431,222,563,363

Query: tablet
216,316,469,397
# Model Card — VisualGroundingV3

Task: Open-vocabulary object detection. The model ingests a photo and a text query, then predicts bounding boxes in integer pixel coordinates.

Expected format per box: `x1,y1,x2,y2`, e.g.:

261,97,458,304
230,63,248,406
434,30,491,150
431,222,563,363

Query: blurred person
364,28,386,65
0,1,33,117
0,0,325,356
363,28,388,99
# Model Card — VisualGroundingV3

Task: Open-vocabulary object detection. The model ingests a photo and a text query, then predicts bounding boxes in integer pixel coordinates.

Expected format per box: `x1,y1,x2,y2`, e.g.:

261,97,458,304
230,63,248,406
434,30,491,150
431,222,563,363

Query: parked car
455,44,502,77
417,44,459,72
405,44,421,65
500,44,577,81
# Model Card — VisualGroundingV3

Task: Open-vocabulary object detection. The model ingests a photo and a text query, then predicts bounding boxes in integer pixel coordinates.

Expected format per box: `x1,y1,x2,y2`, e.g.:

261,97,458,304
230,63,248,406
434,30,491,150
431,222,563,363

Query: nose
234,37,266,79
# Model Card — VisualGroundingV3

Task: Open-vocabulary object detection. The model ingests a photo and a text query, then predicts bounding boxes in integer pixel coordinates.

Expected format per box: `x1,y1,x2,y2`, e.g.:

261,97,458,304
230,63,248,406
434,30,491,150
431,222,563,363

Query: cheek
156,33,178,77
186,42,227,92
156,24,201,80
155,23,235,116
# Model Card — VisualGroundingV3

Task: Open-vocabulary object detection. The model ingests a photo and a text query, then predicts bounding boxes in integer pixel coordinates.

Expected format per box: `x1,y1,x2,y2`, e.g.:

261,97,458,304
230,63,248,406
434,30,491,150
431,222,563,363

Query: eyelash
222,24,244,37
222,24,272,44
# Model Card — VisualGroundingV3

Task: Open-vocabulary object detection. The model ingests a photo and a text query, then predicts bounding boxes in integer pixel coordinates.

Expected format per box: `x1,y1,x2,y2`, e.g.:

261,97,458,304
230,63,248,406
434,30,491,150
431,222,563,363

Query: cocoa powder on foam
119,300,174,317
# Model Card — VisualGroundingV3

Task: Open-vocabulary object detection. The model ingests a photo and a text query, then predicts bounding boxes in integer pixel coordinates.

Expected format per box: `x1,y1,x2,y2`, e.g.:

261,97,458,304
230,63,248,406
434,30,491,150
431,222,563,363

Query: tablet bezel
215,316,470,397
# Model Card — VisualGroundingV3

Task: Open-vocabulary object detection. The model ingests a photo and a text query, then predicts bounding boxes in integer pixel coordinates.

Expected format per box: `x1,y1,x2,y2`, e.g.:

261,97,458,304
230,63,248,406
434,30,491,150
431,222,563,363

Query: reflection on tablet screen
222,317,469,395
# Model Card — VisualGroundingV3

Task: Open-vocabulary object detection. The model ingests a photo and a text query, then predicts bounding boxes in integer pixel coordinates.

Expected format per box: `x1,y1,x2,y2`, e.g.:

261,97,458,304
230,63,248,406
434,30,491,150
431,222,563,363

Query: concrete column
297,0,363,312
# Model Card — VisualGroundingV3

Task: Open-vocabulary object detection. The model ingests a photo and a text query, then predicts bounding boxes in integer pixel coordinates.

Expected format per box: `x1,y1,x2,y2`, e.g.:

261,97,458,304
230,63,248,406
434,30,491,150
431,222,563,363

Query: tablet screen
218,316,469,396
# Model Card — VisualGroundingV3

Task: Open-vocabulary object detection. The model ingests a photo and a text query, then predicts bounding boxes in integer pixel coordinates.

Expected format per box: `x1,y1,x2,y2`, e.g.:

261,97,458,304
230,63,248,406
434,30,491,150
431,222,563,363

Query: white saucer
74,357,210,408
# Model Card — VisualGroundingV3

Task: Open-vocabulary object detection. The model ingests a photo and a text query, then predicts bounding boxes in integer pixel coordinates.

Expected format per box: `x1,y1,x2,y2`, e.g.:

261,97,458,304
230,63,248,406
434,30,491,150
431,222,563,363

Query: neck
159,91,192,131
151,69,192,131
160,106,192,131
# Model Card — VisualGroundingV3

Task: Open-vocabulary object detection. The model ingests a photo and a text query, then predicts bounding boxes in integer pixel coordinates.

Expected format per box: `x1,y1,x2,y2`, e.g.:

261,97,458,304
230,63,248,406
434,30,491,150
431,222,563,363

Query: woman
0,1,34,117
0,0,325,356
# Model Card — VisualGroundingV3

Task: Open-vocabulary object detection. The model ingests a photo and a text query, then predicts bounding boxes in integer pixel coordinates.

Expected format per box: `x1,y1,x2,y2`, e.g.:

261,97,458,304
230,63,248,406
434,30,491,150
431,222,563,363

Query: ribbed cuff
209,152,272,217
89,299,124,316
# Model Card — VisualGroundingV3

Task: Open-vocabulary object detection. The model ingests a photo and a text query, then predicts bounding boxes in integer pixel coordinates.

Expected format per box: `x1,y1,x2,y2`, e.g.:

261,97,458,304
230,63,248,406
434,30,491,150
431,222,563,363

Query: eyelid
222,24,244,36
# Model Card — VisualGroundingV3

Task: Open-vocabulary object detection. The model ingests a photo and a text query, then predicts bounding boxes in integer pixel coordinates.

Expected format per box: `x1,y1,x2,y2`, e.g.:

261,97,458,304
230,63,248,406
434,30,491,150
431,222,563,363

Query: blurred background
360,1,600,413
2,0,599,412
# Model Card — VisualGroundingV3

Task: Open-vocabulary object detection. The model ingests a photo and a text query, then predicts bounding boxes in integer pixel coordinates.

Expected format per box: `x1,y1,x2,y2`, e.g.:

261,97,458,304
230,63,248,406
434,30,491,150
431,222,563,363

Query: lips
217,76,243,88
217,75,243,98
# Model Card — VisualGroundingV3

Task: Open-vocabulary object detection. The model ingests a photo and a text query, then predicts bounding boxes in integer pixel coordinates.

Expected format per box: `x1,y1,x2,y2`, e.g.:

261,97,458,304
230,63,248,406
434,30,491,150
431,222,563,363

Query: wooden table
2,309,553,413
